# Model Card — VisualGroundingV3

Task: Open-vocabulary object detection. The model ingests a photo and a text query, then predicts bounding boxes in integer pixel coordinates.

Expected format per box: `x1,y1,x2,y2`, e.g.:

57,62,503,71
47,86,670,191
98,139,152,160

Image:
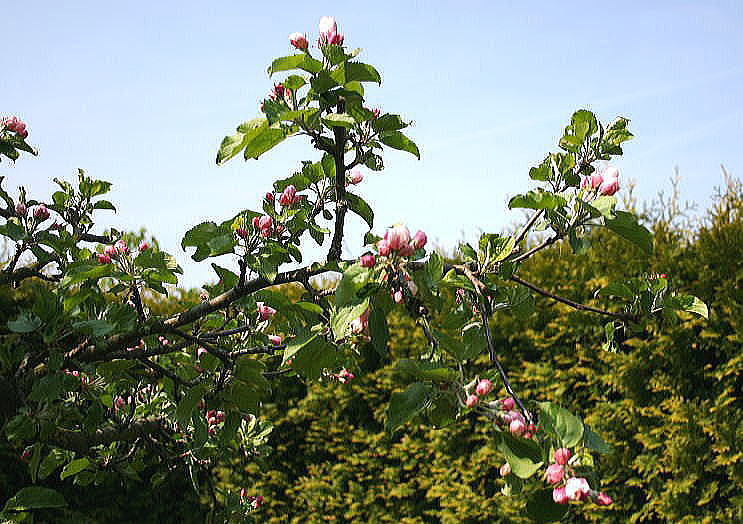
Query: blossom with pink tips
338,368,354,383
114,239,129,255
545,463,564,484
318,16,344,46
465,394,479,408
97,253,111,264
268,335,283,345
554,447,571,466
348,169,364,185
279,185,298,207
258,215,273,231
360,253,375,268
581,171,603,191
385,224,411,251
197,347,208,359
565,477,591,501
33,204,50,221
499,462,511,477
594,492,613,506
598,166,620,196
509,419,526,436
393,289,404,304
500,397,515,411
411,230,427,250
257,302,276,321
552,486,568,504
377,238,391,256
265,192,274,203
236,227,249,239
289,32,308,51
15,203,27,216
138,241,149,251
475,379,493,396
350,309,370,335
103,244,117,257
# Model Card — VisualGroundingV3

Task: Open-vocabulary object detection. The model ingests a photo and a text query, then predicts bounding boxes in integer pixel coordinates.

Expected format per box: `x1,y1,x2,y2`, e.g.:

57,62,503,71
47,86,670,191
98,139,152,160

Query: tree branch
49,416,166,454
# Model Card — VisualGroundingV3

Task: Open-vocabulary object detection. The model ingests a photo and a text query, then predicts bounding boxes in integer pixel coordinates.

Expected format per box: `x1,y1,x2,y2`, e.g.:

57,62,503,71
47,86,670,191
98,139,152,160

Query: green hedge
235,182,743,523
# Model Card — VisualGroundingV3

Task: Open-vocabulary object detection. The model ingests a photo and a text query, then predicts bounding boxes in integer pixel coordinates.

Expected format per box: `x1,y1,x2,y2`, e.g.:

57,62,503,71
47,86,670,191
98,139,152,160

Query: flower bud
598,168,620,196
411,230,427,250
338,368,354,383
554,447,571,466
257,302,277,321
279,185,297,207
114,239,129,254
348,169,364,185
465,394,479,408
104,244,117,257
581,172,603,191
594,492,613,506
372,108,381,119
97,253,111,264
138,241,149,251
565,477,591,501
509,419,526,436
545,463,564,484
269,335,282,345
15,203,27,216
197,347,207,359
260,227,271,238
258,215,273,230
318,16,337,36
360,253,375,268
265,192,274,202
236,227,249,239
385,224,411,251
500,397,515,411
33,204,50,221
475,379,493,396
552,486,568,505
377,239,391,256
350,309,370,335
289,32,308,51
499,462,511,477
393,289,404,304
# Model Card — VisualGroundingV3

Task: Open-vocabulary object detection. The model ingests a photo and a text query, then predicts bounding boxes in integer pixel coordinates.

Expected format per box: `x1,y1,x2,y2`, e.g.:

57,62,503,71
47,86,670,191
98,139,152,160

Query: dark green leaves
396,359,457,382
664,294,709,319
537,402,584,447
60,458,90,481
345,192,374,231
386,382,430,434
330,61,381,85
525,489,569,523
216,118,295,165
8,312,42,333
559,109,598,152
379,131,420,159
181,221,235,262
3,487,67,511
604,211,653,255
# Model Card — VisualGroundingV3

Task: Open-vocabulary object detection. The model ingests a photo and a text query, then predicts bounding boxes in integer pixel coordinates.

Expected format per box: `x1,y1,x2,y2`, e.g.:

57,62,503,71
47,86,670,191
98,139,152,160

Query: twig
513,209,544,247
137,356,197,387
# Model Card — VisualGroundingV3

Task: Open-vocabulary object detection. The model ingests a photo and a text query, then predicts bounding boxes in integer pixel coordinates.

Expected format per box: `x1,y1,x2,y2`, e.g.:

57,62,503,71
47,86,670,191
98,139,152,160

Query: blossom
554,447,571,466
114,239,129,254
377,239,391,256
360,253,375,268
33,204,50,221
279,185,298,207
411,230,427,250
594,492,613,506
15,203,27,216
499,463,511,477
257,302,276,321
97,253,111,264
138,240,149,251
509,419,526,436
500,397,515,411
565,477,591,501
268,335,283,345
475,379,493,396
581,171,603,191
289,32,308,51
465,394,478,408
350,309,370,335
598,166,620,196
545,463,564,484
348,169,364,184
318,16,344,46
385,224,411,251
552,486,568,504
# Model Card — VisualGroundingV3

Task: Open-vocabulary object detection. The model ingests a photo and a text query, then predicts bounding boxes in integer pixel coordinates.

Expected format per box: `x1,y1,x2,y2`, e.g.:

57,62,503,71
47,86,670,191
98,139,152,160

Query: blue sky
3,1,742,289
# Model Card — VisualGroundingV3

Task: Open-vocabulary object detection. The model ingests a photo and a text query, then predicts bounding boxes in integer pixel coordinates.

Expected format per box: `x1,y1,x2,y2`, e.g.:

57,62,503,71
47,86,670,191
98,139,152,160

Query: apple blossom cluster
347,169,363,185
317,16,344,47
377,224,427,259
1,115,29,138
256,302,277,321
64,369,91,387
580,165,620,197
97,238,149,264
239,488,264,510
546,448,613,506
325,368,355,384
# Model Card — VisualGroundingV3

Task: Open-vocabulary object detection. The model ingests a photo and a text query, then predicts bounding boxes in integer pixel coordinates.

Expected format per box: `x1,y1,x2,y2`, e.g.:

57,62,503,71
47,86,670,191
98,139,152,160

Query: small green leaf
386,382,429,434
583,424,612,454
345,192,374,231
525,489,569,523
379,131,420,159
8,312,42,333
322,113,356,129
176,384,209,427
60,458,90,480
665,294,709,319
396,359,457,382
3,487,67,511
508,189,567,211
604,211,653,255
495,431,544,479
267,54,322,76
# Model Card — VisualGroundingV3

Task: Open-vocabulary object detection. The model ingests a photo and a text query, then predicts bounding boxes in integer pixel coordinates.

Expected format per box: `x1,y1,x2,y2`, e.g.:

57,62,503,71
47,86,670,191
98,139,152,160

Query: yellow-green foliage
234,181,743,523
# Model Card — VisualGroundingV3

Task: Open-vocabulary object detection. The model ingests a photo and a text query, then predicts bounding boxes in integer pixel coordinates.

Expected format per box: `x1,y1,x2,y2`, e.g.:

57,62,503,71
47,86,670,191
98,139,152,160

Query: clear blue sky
3,1,742,289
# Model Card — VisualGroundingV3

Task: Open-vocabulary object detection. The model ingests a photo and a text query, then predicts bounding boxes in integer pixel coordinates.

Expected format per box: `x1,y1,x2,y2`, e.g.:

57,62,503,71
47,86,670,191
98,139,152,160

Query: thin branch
509,274,634,320
137,356,197,387
513,209,544,247
168,329,230,365
229,344,285,357
509,234,561,264
49,416,166,454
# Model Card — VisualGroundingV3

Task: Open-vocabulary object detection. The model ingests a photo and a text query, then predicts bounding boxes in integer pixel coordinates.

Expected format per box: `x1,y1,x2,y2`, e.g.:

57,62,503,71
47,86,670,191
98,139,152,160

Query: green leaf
60,458,90,480
282,74,306,91
72,319,116,337
425,252,444,286
583,424,612,454
386,382,429,434
525,489,569,523
291,337,337,381
368,307,388,357
330,61,382,84
396,359,457,382
372,114,408,133
176,384,209,427
379,131,420,159
7,312,42,333
537,402,584,447
38,449,67,480
322,113,356,129
267,54,322,76
559,109,598,152
331,298,370,340
243,124,293,161
479,234,515,266
495,431,544,479
3,487,67,511
604,211,653,255
345,192,374,231
181,221,235,262
234,357,270,393
334,263,370,308
665,294,709,319
508,189,567,211
92,199,116,211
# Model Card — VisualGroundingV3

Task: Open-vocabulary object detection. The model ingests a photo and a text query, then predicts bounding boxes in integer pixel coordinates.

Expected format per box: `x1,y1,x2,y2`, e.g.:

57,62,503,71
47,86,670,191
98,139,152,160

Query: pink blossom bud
239,488,247,501
499,463,511,477
197,347,207,358
318,16,338,36
475,379,493,396
258,215,273,230
138,241,149,251
257,302,276,321
545,463,564,484
465,394,479,408
581,172,603,190
372,108,381,119
15,203,27,216
97,253,111,264
15,122,26,134
350,309,369,335
501,397,515,411
113,396,126,411
33,204,50,221
254,495,264,507
103,244,117,257
275,224,284,234
260,227,271,238
20,447,32,462
595,492,613,506
265,192,274,202
377,239,391,256
114,239,129,254
598,167,620,196
385,224,411,251
552,486,568,505
565,477,591,501
289,32,308,51
235,228,249,239
360,253,375,268
348,169,364,185
338,368,354,383
411,230,427,250
252,216,261,229
268,335,282,345
509,419,526,436
199,291,209,301
279,185,297,207
393,289,404,304
554,448,571,466
259,101,265,113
